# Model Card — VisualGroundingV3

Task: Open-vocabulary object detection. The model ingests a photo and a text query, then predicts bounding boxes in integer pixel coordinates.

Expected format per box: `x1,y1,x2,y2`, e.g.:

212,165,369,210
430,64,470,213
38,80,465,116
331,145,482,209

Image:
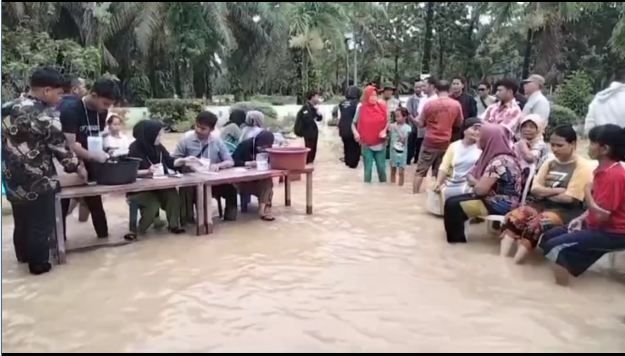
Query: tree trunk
173,60,182,98
437,35,445,79
394,52,400,90
421,2,435,75
522,28,533,80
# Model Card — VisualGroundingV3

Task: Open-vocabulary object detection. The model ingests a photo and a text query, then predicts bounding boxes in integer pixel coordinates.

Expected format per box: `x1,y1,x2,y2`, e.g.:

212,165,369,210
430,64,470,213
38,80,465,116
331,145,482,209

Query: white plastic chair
485,163,537,235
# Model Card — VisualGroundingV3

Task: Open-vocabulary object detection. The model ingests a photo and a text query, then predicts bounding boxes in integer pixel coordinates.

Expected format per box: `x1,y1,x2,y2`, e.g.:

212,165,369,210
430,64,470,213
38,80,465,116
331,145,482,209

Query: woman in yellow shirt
499,125,594,263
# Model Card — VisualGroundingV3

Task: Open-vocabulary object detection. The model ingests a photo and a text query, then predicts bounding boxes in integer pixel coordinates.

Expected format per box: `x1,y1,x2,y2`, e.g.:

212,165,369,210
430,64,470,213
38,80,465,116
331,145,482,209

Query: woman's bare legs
500,234,516,257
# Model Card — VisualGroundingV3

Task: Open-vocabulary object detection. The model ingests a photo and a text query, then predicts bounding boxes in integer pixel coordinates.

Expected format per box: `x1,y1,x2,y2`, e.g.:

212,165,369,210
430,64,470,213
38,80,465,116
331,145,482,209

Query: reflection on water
2,133,625,352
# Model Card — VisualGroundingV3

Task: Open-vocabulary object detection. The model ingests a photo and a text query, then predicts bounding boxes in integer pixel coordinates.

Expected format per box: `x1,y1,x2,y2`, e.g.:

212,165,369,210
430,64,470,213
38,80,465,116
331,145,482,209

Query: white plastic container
256,153,269,171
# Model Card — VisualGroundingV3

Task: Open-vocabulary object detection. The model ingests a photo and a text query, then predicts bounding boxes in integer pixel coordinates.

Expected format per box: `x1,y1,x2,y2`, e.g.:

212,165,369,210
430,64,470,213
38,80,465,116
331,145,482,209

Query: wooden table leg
204,184,214,234
195,184,205,236
54,196,66,264
306,172,313,215
284,174,291,207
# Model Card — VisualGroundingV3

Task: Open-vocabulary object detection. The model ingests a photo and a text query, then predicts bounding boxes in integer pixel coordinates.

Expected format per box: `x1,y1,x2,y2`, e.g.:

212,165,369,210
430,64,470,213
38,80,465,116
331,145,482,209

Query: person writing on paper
102,114,132,157
173,111,237,222
500,125,593,263
126,120,192,237
232,130,276,221
443,123,523,243
60,77,120,239
514,114,549,170
539,124,625,285
432,117,482,209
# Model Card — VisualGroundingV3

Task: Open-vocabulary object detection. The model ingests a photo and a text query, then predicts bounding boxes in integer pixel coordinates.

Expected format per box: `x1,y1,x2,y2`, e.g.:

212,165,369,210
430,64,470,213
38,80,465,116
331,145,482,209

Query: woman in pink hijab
444,123,523,243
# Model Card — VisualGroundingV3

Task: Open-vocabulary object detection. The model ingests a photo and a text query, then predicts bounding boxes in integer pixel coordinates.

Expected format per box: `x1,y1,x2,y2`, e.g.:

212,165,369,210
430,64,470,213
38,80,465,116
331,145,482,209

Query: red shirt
586,161,625,233
422,97,463,150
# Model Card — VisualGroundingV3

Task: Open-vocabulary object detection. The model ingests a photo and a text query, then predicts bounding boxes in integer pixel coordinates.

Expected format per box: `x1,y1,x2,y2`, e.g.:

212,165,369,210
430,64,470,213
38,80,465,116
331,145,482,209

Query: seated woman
220,109,246,153
127,120,195,238
444,123,522,243
500,125,593,263
430,117,482,214
514,114,549,170
240,110,265,143
539,124,625,285
232,130,275,221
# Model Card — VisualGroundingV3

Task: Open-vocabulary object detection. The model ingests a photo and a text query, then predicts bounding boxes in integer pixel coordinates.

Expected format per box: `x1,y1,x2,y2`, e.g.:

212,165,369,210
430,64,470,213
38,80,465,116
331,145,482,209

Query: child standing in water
389,107,412,186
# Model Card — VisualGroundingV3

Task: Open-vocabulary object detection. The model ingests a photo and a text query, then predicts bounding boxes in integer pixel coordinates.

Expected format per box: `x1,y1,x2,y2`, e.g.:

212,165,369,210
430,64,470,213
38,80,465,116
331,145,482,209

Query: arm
549,161,593,204
473,159,502,196
434,145,454,190
469,97,478,119
530,160,565,197
213,140,234,170
48,118,79,173
516,140,537,163
171,137,187,159
536,101,551,125
351,106,361,141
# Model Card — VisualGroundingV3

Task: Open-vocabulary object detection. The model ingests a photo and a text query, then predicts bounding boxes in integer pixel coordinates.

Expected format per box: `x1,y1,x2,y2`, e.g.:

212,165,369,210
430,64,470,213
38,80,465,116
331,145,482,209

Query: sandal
124,233,137,241
169,227,186,234
260,215,275,222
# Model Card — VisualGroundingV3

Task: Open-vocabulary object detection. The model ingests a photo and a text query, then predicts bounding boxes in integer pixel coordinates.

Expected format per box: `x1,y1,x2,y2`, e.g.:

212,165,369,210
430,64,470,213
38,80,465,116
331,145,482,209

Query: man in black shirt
335,85,362,168
60,78,120,238
450,76,478,120
294,90,323,163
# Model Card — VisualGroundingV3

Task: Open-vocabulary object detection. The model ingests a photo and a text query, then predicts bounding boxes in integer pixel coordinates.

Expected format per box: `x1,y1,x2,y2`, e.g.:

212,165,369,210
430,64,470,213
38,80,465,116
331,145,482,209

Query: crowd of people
2,65,625,284
334,73,625,286
1,67,282,275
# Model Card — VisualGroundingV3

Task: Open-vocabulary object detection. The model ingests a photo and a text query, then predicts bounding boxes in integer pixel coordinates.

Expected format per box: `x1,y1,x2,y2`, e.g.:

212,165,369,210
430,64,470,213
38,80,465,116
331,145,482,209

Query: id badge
87,135,104,153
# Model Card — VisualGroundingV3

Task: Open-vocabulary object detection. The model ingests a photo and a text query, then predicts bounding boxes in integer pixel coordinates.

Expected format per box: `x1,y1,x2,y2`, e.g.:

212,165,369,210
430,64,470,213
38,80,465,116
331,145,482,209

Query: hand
379,130,387,139
77,163,88,183
209,163,221,172
568,217,583,232
353,132,361,143
245,161,257,169
466,174,477,187
184,156,200,165
90,150,109,163
433,183,443,193
148,165,158,174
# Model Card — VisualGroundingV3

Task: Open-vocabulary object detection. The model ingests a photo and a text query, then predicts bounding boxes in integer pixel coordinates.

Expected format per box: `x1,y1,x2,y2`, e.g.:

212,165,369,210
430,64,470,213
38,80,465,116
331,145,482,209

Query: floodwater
2,130,625,353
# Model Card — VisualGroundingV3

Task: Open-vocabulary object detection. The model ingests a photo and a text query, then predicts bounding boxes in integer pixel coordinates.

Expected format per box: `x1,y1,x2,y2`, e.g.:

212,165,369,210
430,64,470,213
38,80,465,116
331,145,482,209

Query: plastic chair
485,163,537,234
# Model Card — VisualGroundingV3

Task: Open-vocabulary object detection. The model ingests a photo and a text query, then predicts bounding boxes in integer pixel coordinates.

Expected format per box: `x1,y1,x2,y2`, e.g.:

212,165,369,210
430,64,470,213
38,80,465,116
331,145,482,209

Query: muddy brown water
2,131,625,352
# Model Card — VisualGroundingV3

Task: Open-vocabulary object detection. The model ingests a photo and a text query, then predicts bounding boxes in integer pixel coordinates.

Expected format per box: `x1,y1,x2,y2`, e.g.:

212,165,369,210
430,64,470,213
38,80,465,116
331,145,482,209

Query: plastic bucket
266,147,310,171
93,159,140,185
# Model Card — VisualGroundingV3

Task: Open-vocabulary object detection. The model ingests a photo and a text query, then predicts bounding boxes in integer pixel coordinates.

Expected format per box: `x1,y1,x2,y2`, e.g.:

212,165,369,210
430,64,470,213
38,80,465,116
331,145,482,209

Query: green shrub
554,70,593,118
548,104,579,129
145,99,204,131
230,101,279,129
281,114,297,134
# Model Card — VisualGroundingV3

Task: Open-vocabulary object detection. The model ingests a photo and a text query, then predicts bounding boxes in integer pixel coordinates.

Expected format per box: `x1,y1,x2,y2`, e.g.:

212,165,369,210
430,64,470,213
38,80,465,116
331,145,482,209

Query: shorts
415,146,446,177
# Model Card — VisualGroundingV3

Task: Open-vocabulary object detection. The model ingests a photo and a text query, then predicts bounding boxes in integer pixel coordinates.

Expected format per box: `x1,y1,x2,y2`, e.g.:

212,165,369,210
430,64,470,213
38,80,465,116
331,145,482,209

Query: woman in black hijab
220,109,247,153
232,130,276,221
127,120,189,236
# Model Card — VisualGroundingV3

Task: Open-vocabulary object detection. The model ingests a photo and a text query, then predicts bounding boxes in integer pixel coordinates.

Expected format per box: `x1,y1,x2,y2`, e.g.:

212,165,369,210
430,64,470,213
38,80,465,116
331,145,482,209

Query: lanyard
82,98,101,137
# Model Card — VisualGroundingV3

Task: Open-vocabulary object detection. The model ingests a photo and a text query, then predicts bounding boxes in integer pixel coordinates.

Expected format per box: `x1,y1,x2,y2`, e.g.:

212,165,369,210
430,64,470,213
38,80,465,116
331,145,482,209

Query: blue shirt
172,131,233,164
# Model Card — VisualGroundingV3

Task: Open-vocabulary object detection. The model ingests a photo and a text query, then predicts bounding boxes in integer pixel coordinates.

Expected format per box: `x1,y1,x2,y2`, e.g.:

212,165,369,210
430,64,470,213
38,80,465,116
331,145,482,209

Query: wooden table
54,174,207,264
201,165,315,234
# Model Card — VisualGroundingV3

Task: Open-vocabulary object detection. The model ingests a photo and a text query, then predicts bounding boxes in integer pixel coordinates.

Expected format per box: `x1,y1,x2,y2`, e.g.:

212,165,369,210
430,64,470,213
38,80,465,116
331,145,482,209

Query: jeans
10,191,55,264
540,227,625,277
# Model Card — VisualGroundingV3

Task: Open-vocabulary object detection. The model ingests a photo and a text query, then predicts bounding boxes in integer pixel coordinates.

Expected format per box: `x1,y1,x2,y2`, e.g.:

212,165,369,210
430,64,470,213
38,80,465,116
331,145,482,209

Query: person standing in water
406,80,425,165
294,90,323,164
389,107,412,186
336,86,362,169
352,85,389,183
2,67,86,275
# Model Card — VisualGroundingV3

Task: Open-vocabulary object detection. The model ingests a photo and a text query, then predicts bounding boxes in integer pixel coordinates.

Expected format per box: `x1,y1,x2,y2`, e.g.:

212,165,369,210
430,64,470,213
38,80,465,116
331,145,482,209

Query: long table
53,165,315,263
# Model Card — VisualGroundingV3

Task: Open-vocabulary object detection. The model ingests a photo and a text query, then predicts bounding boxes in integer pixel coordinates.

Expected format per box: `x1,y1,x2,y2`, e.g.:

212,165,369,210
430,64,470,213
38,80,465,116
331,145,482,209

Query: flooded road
2,132,625,352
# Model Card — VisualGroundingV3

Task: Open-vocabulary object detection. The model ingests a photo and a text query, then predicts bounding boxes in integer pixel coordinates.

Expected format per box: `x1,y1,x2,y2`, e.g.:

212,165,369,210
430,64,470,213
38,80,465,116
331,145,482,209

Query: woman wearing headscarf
443,123,523,243
240,110,265,143
127,120,192,237
352,85,389,183
429,117,483,215
232,130,276,221
220,109,246,153
514,114,549,170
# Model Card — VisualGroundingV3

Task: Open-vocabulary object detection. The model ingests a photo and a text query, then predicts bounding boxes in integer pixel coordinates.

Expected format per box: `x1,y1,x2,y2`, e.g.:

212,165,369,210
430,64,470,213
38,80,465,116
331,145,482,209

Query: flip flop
123,233,137,241
260,215,275,222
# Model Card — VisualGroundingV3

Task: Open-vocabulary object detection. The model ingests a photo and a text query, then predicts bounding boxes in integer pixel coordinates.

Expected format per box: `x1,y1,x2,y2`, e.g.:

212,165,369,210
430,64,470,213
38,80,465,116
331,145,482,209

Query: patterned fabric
483,100,523,135
1,96,79,202
483,154,522,214
502,206,565,249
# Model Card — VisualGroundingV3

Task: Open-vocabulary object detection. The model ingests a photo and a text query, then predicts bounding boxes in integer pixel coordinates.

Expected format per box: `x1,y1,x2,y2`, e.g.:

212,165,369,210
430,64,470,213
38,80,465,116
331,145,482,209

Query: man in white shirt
522,74,551,122
584,69,625,133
